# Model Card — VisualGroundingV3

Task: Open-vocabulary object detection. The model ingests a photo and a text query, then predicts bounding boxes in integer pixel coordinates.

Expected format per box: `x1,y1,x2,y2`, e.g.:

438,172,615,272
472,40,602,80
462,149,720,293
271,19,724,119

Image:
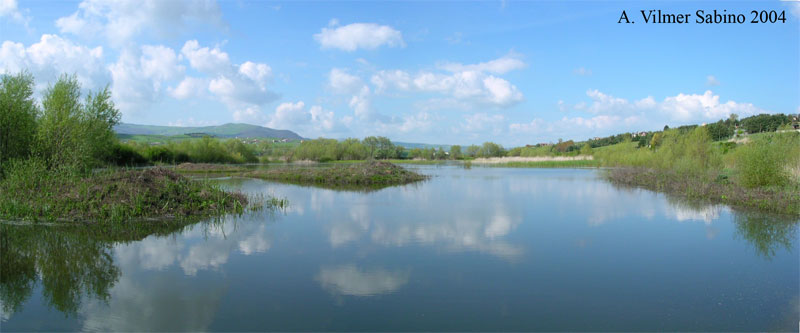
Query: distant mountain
114,123,304,140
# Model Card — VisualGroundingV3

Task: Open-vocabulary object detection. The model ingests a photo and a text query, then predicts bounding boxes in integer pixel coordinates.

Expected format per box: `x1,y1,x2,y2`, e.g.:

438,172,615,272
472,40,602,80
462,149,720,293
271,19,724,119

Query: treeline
1,72,119,176
288,138,506,161
586,113,798,150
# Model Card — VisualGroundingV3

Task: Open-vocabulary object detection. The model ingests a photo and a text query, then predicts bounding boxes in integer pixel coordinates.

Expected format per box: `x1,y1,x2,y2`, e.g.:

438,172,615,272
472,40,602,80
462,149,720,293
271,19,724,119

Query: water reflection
1,167,797,331
317,265,409,297
0,224,120,316
733,211,799,259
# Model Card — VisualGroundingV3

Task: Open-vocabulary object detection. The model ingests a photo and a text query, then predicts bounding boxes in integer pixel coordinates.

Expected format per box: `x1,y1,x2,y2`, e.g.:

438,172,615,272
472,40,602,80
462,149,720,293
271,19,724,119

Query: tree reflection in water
0,224,119,316
733,211,799,259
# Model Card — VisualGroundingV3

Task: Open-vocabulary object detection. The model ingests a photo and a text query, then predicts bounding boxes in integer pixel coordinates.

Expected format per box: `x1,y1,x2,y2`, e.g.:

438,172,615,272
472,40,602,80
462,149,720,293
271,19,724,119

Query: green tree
363,136,379,159
83,86,121,163
449,145,462,159
465,145,480,158
0,71,38,171
579,143,592,155
36,74,88,170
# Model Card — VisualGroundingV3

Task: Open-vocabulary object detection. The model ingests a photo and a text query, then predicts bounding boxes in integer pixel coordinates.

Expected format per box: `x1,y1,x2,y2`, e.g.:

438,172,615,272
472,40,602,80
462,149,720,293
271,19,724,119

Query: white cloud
508,118,545,134
372,69,523,109
178,40,278,121
573,67,592,76
401,112,435,132
459,113,506,134
706,75,720,86
369,54,526,109
314,22,405,51
585,89,636,114
265,101,342,134
509,89,767,143
789,2,800,18
661,90,762,122
370,69,411,93
0,34,106,90
267,101,310,128
328,68,364,94
181,40,231,74
55,0,224,45
109,45,184,114
310,105,336,131
348,86,373,120
238,61,272,88
0,0,30,26
168,77,207,100
439,52,526,74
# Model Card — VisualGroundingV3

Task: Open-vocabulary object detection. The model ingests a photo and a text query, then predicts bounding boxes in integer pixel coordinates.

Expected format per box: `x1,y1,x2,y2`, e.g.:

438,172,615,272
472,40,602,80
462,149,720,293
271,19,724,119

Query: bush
733,132,799,188
109,144,148,166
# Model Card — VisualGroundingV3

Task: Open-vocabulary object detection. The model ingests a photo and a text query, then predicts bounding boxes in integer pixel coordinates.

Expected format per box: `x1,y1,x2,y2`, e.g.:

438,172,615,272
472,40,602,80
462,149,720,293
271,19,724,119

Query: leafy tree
363,136,379,159
465,145,480,158
0,71,38,171
478,142,504,157
36,74,89,170
579,143,592,155
449,145,462,159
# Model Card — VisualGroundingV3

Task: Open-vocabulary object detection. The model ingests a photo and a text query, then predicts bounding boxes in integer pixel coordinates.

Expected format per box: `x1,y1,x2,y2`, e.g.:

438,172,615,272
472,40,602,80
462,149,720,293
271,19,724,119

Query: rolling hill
114,123,304,140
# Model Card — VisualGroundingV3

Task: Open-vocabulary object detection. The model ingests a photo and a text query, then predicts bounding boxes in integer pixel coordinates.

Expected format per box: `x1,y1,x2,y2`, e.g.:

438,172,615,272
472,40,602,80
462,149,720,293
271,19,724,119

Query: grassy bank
245,161,429,190
596,128,800,216
0,161,256,223
607,167,800,215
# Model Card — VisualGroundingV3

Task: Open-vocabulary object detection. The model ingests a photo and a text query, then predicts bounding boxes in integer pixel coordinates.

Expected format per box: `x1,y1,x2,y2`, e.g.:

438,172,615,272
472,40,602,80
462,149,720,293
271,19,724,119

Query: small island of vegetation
0,72,258,225
245,161,429,190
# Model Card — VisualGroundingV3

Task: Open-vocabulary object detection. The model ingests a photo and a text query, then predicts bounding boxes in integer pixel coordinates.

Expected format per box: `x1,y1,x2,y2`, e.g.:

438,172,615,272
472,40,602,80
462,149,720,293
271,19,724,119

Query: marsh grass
0,160,255,223
607,167,800,216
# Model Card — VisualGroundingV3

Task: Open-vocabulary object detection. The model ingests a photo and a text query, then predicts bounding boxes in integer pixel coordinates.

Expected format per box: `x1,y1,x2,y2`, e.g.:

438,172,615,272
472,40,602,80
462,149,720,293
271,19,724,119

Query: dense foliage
0,71,252,223
0,73,120,174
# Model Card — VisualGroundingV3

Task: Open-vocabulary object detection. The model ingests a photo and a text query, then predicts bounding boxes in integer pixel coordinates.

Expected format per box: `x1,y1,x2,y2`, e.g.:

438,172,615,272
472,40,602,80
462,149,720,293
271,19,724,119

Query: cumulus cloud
371,67,523,109
0,0,30,26
706,75,720,86
509,89,767,142
55,0,225,45
168,77,208,100
439,52,526,74
660,90,762,121
314,22,405,51
181,40,231,74
109,44,185,114
0,34,106,90
328,68,364,94
265,101,342,134
178,40,278,121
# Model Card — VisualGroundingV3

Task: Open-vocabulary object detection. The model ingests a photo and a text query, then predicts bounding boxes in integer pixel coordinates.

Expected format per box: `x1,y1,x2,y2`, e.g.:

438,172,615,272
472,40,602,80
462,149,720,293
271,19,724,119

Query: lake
1,166,797,331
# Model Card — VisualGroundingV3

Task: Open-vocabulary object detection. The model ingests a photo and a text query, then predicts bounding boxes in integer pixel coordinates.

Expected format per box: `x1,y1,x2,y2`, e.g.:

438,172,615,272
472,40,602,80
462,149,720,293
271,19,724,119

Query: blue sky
1,0,798,146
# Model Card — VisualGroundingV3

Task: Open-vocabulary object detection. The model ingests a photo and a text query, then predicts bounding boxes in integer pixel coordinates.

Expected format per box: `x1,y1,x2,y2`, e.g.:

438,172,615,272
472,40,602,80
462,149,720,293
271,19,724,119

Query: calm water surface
1,166,798,331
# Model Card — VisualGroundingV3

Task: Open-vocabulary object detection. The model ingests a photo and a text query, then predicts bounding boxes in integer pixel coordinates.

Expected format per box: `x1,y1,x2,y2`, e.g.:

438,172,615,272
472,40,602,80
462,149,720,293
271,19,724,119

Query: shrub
733,132,799,188
109,143,147,166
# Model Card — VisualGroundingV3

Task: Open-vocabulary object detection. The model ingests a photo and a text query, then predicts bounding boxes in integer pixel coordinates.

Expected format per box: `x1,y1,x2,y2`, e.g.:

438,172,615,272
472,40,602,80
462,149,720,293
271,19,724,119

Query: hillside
114,123,304,140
